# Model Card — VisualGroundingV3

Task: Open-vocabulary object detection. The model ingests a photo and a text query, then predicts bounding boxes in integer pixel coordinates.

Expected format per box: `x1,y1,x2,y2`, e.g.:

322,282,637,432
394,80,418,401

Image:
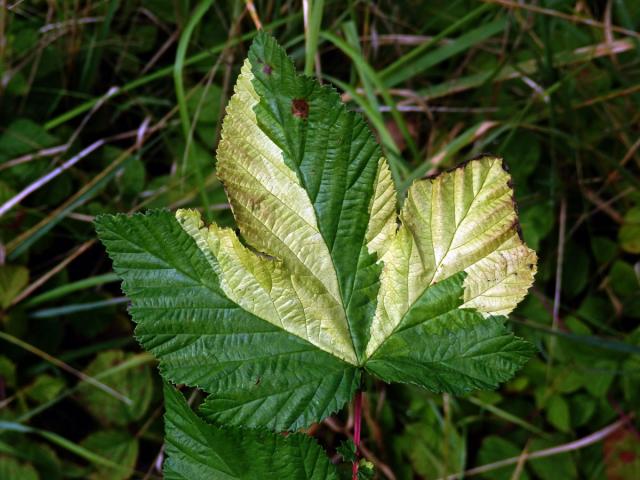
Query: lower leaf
365,274,534,394
163,384,338,480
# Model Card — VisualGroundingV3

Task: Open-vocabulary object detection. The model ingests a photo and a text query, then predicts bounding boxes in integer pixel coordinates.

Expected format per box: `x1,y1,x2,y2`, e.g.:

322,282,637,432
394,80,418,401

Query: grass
1,1,639,479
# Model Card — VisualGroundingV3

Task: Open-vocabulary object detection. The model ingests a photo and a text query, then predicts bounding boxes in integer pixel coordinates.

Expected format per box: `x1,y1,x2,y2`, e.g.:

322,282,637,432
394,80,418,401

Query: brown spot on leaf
292,98,309,119
263,64,272,75
619,451,635,463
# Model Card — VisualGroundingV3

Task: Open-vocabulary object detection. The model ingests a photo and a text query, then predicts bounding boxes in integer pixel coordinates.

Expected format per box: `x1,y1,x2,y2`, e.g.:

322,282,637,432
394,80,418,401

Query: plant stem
352,390,363,480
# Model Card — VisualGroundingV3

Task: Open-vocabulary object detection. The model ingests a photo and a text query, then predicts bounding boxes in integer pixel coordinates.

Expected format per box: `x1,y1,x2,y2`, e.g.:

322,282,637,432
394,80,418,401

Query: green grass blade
380,3,499,87
174,0,215,220
24,273,120,308
43,15,299,131
0,422,133,474
304,0,325,76
30,297,128,319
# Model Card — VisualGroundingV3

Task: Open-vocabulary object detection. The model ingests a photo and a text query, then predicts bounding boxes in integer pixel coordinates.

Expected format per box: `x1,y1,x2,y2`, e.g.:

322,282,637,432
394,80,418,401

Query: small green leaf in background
80,430,138,480
545,394,570,433
619,206,640,254
397,403,464,478
116,156,146,197
570,393,597,428
520,204,554,251
337,439,357,463
582,359,617,398
478,436,529,480
529,437,577,480
609,260,639,298
562,243,589,298
591,236,618,264
0,456,39,480
0,356,17,388
498,131,540,182
75,350,152,426
0,119,58,186
25,375,65,405
0,265,29,310
0,439,61,480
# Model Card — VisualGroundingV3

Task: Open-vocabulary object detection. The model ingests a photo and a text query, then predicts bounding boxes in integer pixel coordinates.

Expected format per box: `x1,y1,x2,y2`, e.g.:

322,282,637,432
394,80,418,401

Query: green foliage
80,430,138,480
95,210,360,432
0,456,39,480
0,266,29,310
76,350,153,426
2,1,640,478
96,32,536,475
163,384,338,479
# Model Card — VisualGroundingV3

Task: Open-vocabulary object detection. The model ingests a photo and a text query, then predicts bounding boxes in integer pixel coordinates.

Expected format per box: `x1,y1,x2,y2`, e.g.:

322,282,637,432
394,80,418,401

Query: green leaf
366,274,533,394
80,430,138,480
336,439,357,463
96,33,536,439
163,384,338,480
0,356,17,388
95,211,359,431
570,393,596,427
582,359,617,398
0,119,58,186
609,260,639,298
75,350,153,426
477,436,529,480
0,439,61,480
0,265,29,309
25,374,65,405
397,403,465,478
619,206,640,254
529,437,577,480
0,456,39,480
218,33,394,363
545,394,570,433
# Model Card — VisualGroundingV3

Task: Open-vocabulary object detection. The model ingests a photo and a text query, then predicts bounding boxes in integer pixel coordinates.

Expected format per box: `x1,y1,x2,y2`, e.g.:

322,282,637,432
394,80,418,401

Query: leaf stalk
352,390,363,480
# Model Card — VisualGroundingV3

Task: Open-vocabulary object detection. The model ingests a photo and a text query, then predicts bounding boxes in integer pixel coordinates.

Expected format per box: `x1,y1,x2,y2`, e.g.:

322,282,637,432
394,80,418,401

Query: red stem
352,390,363,480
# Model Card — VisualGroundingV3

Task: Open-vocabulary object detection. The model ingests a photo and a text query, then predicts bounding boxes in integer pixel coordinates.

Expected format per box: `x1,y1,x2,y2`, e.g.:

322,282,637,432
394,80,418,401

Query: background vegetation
1,0,639,478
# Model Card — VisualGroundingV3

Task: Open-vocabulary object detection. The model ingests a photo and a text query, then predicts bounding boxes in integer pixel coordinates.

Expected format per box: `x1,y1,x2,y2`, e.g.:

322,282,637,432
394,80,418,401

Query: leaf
25,374,65,404
365,274,534,394
619,206,640,254
364,157,536,393
529,437,577,480
570,393,596,428
477,436,530,480
609,260,639,298
96,210,360,431
96,32,536,434
75,350,152,426
0,439,62,480
397,403,465,477
215,33,395,362
162,384,338,480
545,394,570,433
0,265,29,309
336,439,357,463
0,456,39,480
0,355,17,388
0,119,58,187
80,430,138,480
